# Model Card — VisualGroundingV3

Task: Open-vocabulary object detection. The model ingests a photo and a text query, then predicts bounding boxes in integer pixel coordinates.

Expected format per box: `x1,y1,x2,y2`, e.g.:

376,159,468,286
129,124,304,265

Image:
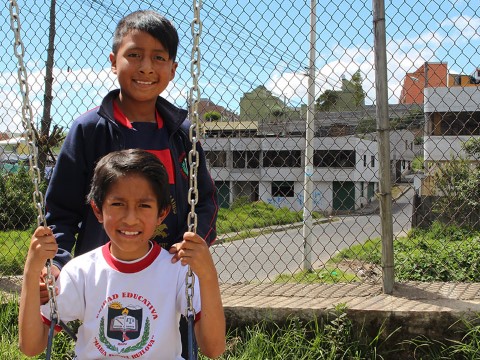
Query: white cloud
263,12,478,107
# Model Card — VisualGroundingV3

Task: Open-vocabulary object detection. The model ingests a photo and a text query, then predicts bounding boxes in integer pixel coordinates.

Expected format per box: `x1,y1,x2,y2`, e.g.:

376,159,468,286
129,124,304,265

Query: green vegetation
411,155,424,172
204,110,222,121
432,141,480,229
275,267,358,284
332,222,480,282
3,293,480,359
0,166,47,231
0,230,30,275
217,197,322,236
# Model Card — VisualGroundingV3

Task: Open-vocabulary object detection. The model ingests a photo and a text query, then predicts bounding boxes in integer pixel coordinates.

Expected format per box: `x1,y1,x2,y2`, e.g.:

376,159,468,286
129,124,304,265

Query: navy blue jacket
46,90,218,269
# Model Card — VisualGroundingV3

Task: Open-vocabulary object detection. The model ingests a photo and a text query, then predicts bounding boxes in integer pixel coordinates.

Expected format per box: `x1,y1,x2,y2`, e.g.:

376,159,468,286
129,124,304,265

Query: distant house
400,62,448,105
198,98,239,122
411,84,480,228
421,86,480,194
0,137,29,173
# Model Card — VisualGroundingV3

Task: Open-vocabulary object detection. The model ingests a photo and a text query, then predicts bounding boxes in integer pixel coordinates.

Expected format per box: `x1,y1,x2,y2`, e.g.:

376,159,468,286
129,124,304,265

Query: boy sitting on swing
19,149,226,359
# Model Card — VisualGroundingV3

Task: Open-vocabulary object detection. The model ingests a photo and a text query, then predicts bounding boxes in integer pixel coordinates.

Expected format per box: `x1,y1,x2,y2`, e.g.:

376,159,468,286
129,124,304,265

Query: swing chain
9,0,59,333
186,0,202,323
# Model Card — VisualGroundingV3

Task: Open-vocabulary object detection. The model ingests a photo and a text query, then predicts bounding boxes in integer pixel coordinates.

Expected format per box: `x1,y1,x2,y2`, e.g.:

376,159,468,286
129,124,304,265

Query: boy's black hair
87,148,170,214
112,10,179,62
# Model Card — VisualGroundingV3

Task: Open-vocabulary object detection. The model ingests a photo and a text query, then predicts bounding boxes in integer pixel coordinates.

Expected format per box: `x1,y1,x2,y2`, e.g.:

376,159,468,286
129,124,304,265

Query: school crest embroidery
107,303,142,341
96,297,156,356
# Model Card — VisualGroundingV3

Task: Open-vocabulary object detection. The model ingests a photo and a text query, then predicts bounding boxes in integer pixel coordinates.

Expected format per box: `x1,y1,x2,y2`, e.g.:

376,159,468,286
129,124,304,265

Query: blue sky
1,0,479,133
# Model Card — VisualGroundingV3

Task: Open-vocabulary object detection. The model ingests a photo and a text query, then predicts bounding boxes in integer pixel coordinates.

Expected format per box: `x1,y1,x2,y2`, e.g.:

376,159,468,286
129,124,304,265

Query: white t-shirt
40,242,201,359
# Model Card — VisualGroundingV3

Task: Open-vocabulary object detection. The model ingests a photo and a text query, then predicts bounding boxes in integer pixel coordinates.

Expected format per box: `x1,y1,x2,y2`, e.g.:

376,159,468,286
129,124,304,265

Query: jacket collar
97,89,188,134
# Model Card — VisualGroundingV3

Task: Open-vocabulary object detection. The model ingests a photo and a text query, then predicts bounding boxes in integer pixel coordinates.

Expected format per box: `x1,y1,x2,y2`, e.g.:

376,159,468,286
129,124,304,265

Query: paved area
221,281,480,342
221,281,480,312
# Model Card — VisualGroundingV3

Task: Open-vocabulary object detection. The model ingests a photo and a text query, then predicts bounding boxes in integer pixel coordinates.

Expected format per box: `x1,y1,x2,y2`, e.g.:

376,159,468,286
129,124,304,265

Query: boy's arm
19,227,57,356
178,232,226,358
45,120,90,268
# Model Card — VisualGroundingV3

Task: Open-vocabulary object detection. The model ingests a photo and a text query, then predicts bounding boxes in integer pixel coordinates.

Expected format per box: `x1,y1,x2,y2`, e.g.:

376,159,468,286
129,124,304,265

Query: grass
216,197,323,236
274,266,358,284
0,230,30,275
331,221,480,282
4,294,480,359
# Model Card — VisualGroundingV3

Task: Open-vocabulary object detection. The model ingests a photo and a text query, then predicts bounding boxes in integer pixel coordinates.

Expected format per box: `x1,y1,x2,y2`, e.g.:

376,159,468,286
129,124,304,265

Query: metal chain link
185,0,202,323
9,0,59,332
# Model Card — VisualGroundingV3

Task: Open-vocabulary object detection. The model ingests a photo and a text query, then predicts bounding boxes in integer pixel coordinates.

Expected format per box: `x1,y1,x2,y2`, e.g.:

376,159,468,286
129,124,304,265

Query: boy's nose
123,208,140,224
139,57,154,73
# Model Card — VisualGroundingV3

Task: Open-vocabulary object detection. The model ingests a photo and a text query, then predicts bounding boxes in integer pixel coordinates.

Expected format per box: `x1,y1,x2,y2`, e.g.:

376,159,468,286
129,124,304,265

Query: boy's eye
127,53,140,58
111,202,124,207
139,203,153,208
154,55,166,61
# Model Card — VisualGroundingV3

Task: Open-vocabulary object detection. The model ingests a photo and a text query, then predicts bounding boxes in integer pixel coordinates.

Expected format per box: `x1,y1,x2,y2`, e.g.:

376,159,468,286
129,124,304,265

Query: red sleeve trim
41,314,63,333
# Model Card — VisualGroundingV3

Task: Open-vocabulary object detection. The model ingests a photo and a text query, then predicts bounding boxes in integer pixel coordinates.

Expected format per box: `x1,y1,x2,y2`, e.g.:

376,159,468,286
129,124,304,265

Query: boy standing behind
42,10,218,358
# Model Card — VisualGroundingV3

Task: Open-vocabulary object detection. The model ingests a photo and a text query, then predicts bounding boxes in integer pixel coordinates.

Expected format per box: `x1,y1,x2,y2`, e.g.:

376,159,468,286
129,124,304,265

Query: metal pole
303,0,316,271
372,0,394,293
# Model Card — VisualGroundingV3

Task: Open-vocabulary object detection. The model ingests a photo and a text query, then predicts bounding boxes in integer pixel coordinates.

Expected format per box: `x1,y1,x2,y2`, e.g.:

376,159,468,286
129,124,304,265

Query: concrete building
203,135,379,214
420,86,480,196
400,62,448,105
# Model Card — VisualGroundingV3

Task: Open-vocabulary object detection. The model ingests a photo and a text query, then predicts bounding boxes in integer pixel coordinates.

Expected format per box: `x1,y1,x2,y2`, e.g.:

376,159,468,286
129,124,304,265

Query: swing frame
9,1,203,359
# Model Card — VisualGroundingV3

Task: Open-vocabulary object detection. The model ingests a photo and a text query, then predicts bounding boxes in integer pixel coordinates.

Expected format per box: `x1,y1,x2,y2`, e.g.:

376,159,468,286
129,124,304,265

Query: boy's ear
157,207,170,225
91,200,103,223
109,52,117,74
169,62,178,81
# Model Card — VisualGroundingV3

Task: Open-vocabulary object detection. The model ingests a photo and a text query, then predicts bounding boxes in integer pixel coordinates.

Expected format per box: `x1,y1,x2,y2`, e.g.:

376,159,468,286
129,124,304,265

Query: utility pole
303,0,316,271
373,0,394,293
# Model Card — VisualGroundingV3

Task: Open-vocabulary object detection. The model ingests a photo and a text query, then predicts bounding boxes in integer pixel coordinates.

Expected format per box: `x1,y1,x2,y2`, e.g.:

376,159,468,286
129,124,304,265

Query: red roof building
399,62,448,104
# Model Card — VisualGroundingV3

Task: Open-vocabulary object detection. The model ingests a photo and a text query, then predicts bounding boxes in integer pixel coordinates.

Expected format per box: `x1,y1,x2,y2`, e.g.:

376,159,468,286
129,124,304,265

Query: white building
421,86,480,195
203,135,379,214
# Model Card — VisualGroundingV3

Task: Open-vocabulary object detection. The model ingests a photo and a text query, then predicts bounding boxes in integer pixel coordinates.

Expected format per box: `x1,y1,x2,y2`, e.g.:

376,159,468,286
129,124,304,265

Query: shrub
0,165,47,230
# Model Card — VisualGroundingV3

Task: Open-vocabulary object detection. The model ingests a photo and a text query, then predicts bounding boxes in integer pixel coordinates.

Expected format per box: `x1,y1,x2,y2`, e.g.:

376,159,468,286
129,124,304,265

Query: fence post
302,0,316,271
372,0,394,293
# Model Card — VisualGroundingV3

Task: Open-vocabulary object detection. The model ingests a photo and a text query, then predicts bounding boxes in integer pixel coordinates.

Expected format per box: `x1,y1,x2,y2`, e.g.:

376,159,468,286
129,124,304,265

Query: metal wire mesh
1,0,479,288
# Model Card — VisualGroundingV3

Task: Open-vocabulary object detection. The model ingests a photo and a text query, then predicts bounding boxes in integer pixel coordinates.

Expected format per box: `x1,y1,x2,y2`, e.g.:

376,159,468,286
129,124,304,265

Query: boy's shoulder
62,246,103,272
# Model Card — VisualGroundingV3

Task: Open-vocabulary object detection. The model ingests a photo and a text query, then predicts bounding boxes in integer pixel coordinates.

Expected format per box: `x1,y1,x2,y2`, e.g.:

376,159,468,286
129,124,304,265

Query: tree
356,117,376,134
316,90,339,111
204,111,222,121
432,140,480,229
350,70,366,107
271,106,285,117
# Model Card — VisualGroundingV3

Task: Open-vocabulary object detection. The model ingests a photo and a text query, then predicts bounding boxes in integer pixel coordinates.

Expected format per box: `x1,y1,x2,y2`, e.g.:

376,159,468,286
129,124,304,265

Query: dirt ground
0,276,22,297
335,259,382,284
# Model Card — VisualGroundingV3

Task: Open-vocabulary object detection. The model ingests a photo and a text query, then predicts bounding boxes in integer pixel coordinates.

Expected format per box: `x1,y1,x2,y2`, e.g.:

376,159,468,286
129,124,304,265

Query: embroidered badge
179,152,188,178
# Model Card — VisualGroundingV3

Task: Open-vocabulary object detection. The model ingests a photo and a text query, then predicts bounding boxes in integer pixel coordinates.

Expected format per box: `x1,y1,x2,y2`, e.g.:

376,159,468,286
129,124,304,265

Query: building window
272,181,294,197
363,154,367,167
313,150,355,168
233,151,260,169
263,150,301,167
371,155,375,167
205,151,227,167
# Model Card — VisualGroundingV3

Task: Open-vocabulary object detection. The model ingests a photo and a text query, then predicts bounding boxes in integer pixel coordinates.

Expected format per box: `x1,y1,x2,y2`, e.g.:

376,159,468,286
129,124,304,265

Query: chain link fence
1,0,479,289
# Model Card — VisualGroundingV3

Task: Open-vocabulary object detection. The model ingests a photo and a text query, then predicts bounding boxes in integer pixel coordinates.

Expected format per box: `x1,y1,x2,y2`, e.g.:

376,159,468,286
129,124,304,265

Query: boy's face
110,30,177,106
92,173,168,261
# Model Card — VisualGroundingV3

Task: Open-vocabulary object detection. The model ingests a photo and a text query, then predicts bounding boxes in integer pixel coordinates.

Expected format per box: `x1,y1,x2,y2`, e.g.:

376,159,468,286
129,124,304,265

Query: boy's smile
92,173,168,261
109,29,178,120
